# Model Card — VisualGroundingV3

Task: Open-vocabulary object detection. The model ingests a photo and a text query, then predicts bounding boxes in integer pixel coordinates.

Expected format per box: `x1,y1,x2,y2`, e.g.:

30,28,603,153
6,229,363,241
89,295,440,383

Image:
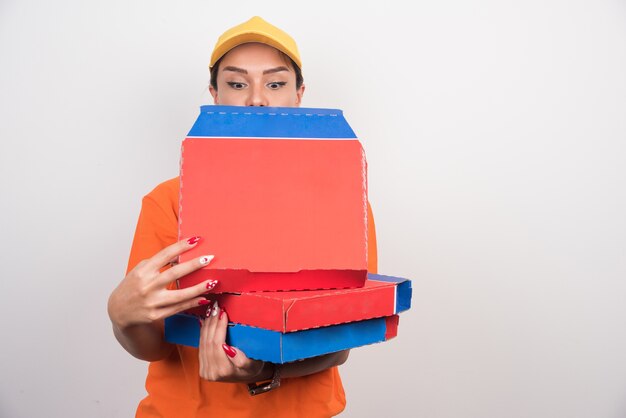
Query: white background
1,1,625,417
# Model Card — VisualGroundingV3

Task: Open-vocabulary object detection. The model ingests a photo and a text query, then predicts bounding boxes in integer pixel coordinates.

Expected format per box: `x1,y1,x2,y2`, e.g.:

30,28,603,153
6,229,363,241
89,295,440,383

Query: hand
198,301,265,382
108,236,218,329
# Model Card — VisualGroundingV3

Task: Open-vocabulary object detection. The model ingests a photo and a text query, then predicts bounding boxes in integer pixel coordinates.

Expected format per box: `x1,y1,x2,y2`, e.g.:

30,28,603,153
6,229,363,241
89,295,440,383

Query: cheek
274,89,299,107
215,89,247,106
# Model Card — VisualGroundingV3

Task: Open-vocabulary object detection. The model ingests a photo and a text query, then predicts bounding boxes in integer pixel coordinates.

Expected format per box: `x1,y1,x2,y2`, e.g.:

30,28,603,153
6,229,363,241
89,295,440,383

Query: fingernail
187,236,202,245
222,343,237,358
199,255,214,265
198,299,210,306
206,279,218,290
211,300,219,317
219,308,226,320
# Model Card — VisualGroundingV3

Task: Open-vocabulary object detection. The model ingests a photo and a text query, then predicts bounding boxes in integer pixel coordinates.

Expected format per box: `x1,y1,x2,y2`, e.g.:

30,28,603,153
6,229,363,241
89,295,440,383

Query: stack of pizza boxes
165,105,412,363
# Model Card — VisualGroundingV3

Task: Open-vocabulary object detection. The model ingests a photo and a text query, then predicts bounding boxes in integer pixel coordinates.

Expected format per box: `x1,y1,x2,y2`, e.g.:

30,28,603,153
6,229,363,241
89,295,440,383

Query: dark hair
210,52,304,91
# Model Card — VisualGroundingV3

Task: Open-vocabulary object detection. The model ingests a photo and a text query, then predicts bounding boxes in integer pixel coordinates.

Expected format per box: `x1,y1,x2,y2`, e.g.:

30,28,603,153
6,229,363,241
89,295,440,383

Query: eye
267,81,287,90
226,81,247,90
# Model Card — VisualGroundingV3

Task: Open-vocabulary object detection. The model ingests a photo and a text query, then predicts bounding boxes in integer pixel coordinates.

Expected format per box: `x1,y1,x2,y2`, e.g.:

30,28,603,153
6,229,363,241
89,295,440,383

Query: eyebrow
263,66,290,75
221,66,290,75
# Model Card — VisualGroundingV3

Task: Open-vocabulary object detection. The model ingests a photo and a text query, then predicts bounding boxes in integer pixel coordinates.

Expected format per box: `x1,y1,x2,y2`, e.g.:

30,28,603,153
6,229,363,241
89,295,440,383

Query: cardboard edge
283,299,297,333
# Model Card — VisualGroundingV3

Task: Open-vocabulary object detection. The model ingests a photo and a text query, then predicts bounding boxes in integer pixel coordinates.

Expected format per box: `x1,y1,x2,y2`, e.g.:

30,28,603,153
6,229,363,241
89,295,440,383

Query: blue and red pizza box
176,105,369,293
166,273,412,362
165,313,400,364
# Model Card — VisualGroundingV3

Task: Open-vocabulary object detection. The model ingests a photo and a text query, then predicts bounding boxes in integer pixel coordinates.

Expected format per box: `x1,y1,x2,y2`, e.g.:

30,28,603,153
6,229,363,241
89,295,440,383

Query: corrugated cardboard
165,313,399,364
177,105,368,292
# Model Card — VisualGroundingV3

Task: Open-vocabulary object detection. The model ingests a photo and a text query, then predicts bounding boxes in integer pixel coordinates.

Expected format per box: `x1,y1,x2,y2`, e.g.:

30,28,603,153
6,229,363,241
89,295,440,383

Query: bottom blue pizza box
165,313,400,364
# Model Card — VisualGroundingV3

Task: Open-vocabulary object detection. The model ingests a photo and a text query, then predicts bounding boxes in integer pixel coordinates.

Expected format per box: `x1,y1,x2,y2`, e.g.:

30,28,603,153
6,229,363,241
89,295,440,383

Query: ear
295,84,305,107
209,85,219,104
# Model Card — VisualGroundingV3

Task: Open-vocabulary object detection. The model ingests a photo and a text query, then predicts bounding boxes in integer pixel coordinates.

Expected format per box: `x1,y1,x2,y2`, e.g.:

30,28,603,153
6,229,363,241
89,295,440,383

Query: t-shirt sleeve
126,180,179,274
367,201,378,274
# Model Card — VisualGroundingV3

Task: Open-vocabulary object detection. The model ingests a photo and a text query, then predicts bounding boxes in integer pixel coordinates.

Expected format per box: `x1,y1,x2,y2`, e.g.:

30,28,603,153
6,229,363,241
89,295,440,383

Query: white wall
1,1,625,417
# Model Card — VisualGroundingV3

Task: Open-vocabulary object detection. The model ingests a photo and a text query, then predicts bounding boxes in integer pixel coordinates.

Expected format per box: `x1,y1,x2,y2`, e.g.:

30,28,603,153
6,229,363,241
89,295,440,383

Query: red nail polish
187,236,202,245
219,308,225,320
198,299,209,306
206,279,218,290
222,343,236,358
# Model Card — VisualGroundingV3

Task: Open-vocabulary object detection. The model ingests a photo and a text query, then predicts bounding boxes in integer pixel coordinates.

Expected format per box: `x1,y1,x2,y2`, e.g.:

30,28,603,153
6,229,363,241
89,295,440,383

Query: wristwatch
247,363,281,396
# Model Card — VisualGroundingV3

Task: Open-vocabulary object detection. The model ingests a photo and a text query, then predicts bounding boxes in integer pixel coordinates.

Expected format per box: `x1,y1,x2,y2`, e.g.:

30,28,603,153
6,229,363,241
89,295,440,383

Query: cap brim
210,32,302,69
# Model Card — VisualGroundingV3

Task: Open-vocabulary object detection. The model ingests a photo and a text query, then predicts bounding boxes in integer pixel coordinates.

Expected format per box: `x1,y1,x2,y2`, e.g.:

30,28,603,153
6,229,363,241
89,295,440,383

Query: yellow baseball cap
209,16,302,70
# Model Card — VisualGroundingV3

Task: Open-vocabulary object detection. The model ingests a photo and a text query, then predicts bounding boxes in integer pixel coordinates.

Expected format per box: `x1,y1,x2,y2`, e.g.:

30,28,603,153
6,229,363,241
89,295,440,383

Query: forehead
219,42,292,69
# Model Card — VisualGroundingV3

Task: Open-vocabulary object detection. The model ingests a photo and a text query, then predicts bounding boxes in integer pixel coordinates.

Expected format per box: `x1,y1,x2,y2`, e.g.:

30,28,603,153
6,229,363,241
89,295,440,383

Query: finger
154,254,215,288
202,303,225,363
198,315,211,376
143,236,203,273
155,296,212,320
212,306,228,345
155,278,218,308
222,343,239,362
204,300,222,343
199,311,210,347
222,343,259,371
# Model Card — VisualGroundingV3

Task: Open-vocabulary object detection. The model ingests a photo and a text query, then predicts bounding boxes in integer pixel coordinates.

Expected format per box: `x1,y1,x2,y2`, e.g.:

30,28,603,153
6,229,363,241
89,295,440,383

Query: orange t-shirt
127,177,378,418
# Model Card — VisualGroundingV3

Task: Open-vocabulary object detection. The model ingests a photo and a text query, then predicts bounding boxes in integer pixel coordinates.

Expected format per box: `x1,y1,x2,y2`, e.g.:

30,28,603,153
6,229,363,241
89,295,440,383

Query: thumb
221,343,247,367
222,343,263,372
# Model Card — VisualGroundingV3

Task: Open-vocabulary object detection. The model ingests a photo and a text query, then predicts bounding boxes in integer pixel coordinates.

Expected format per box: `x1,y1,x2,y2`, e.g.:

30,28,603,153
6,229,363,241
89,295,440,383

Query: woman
108,16,378,417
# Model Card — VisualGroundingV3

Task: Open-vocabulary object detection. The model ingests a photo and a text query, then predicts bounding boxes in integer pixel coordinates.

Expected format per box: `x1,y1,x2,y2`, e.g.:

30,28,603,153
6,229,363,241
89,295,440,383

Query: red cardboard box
186,273,412,332
177,106,368,292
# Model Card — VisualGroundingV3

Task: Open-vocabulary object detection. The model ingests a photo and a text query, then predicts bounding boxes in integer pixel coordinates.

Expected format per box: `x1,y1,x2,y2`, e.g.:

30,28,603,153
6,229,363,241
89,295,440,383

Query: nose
246,83,269,107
